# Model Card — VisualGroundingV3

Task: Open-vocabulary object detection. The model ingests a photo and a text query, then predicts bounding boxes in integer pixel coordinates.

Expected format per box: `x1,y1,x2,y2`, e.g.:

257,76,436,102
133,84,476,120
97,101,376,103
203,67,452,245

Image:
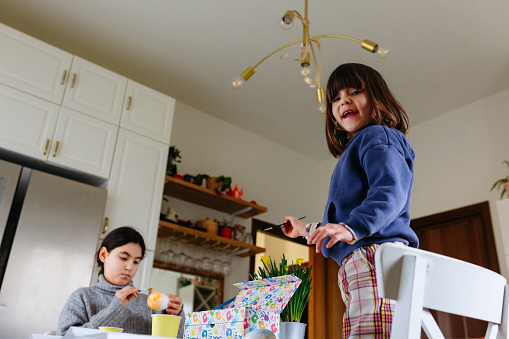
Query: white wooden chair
375,243,509,339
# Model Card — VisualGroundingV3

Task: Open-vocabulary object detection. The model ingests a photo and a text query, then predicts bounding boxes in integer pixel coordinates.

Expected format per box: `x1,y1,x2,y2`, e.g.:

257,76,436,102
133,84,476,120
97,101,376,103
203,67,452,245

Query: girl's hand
281,216,307,238
165,294,183,315
307,223,353,253
115,286,139,307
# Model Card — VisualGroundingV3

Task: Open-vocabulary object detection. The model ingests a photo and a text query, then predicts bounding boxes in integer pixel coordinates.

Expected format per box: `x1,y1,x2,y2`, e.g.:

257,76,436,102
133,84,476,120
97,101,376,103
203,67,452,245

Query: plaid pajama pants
338,243,399,339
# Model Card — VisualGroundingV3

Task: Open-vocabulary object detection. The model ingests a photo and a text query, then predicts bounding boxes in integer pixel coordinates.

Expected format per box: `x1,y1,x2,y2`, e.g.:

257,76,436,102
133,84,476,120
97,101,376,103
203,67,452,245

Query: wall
170,87,509,297
169,101,323,299
319,87,509,278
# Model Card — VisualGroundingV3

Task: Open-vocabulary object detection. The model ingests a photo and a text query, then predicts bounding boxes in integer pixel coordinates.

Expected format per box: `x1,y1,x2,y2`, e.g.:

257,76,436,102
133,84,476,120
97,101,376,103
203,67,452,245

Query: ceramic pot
279,322,307,339
220,227,233,239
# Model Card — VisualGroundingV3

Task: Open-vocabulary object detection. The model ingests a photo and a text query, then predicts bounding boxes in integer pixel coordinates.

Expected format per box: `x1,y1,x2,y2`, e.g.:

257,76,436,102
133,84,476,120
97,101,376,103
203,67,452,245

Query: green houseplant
218,218,233,239
491,160,509,199
167,145,182,176
252,254,312,323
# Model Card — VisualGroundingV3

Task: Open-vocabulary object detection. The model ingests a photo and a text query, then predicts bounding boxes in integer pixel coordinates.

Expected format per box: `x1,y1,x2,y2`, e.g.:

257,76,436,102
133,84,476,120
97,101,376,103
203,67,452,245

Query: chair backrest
375,242,508,338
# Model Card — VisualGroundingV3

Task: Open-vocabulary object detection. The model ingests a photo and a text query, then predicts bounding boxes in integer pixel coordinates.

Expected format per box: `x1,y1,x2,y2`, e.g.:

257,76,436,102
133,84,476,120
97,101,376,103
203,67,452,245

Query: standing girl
56,226,185,337
283,63,418,338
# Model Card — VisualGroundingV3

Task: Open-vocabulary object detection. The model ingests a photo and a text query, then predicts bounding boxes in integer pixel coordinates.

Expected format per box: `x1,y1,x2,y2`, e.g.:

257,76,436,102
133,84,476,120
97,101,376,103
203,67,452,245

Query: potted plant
491,160,509,199
166,146,181,176
207,175,232,194
218,218,233,239
196,174,209,187
252,254,312,339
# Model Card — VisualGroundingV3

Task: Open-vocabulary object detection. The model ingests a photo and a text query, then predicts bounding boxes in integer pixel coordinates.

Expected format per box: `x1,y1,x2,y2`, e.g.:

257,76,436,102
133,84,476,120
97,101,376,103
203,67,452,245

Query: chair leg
421,309,445,339
486,323,499,339
391,255,428,339
497,285,509,339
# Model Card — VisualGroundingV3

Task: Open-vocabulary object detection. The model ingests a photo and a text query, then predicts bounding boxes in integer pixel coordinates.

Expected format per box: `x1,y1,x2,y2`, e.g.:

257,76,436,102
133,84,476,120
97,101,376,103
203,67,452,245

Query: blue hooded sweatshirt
321,125,419,265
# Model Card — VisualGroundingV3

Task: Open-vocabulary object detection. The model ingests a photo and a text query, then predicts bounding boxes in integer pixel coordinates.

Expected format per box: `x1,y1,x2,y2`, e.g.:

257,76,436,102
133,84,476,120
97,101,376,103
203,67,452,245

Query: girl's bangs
327,66,365,100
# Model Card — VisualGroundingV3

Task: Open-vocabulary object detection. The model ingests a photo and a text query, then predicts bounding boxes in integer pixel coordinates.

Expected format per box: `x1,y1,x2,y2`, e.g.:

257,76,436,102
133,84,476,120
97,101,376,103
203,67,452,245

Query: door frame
411,201,499,272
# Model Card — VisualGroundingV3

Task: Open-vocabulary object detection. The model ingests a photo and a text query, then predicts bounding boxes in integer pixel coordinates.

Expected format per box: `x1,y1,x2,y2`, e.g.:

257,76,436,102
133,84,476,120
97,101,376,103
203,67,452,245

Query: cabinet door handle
42,138,51,155
60,70,68,85
126,96,132,110
52,141,60,157
103,217,109,234
70,73,77,88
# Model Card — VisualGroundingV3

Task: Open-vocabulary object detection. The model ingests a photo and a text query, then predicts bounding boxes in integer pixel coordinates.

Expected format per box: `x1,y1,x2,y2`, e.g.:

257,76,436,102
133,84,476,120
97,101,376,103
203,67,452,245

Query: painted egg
147,292,169,311
245,329,276,339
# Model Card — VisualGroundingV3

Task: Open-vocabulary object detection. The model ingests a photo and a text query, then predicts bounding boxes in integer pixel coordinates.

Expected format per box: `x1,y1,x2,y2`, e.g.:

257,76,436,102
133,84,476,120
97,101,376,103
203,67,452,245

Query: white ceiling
1,0,508,161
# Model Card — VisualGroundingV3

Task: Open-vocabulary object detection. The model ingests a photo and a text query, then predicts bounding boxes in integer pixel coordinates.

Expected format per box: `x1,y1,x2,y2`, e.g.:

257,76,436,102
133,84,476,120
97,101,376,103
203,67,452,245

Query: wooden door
411,201,499,338
251,219,344,339
308,250,344,339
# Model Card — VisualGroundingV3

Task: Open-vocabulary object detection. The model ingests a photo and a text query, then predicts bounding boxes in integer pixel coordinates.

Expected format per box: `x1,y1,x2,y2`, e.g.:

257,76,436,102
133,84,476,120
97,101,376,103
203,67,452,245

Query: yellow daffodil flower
296,258,304,266
261,254,271,264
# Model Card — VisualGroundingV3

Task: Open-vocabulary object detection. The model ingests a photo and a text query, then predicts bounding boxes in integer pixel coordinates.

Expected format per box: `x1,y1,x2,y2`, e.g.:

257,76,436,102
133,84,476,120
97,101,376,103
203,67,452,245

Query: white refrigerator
0,159,106,338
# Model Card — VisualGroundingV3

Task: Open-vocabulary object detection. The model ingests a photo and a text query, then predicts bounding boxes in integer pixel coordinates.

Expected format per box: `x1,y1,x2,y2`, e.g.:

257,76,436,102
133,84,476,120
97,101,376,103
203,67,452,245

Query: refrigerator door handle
103,217,109,234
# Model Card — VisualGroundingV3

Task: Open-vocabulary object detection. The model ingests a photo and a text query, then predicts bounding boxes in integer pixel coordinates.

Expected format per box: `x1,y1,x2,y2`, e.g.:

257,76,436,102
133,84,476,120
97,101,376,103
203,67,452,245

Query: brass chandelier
232,0,388,113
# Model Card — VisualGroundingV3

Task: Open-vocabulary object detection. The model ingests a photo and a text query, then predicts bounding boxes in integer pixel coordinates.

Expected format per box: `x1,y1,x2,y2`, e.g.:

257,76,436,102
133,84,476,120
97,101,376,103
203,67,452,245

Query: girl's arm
282,216,307,238
348,144,413,239
56,288,134,335
307,223,354,253
164,294,183,315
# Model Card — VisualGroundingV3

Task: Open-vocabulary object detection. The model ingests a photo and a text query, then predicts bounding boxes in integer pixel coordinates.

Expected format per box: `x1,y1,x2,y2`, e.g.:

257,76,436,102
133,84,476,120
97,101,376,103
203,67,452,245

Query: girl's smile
332,88,372,137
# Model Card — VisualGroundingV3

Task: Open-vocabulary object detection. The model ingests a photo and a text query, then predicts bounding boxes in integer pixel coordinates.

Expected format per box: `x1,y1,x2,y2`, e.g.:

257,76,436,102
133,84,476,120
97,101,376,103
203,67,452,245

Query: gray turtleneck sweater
56,275,185,337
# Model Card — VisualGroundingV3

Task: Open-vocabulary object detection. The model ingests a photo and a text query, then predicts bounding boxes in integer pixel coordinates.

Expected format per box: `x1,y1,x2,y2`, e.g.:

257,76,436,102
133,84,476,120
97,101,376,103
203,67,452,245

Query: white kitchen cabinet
0,82,60,160
0,22,73,104
62,56,127,125
121,80,175,144
48,107,118,178
133,249,155,291
0,83,118,178
102,129,168,252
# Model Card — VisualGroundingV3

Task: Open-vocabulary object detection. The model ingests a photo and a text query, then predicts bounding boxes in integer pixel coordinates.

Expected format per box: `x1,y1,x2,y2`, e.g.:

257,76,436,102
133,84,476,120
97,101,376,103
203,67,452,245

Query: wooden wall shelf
158,220,266,257
163,175,267,218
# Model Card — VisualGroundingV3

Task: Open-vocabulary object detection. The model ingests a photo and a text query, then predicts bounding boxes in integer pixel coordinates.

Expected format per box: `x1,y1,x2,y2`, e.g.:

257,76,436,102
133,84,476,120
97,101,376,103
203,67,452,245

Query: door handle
61,70,68,85
126,96,132,110
103,217,109,234
70,73,77,88
52,141,60,157
42,138,51,155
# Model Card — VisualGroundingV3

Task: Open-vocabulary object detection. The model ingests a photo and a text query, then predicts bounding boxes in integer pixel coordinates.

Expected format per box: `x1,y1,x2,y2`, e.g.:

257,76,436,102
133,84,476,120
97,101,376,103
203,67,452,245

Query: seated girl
56,226,185,337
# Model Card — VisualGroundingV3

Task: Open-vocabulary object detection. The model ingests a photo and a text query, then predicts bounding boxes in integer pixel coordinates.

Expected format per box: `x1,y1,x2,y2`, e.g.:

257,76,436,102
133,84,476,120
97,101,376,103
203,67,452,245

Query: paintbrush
110,287,152,298
263,216,306,231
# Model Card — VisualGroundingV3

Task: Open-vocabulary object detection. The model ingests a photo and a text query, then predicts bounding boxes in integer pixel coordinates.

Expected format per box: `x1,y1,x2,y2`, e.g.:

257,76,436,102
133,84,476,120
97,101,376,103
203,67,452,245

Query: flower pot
220,227,232,239
506,180,509,198
279,322,307,339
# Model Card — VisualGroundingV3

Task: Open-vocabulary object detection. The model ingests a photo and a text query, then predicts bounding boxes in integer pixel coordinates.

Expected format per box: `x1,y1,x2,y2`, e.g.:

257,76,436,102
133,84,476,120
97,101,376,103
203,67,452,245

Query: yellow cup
99,327,124,332
151,314,181,337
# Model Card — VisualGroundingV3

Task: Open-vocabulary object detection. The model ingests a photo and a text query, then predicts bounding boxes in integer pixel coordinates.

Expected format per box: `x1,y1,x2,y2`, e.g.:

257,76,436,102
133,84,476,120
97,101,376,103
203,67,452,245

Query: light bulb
318,101,326,114
375,46,389,58
280,14,294,30
301,64,311,77
232,76,244,89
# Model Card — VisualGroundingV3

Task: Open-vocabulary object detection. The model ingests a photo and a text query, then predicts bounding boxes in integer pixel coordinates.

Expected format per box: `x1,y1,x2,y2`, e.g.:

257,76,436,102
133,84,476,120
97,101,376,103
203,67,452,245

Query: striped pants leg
338,244,396,339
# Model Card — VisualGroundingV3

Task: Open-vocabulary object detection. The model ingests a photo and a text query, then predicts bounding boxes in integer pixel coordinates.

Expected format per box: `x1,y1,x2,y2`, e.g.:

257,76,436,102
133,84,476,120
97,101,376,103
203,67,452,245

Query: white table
30,327,177,339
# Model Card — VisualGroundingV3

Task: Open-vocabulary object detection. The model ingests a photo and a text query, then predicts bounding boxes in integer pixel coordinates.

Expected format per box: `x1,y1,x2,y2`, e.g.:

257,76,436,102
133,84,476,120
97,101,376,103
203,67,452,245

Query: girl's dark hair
325,63,409,157
96,226,146,276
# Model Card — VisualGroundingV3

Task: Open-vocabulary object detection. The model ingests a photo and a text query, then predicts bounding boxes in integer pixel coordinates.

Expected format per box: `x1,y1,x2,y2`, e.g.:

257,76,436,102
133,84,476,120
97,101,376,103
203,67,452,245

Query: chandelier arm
252,35,368,70
252,38,305,69
309,34,364,44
